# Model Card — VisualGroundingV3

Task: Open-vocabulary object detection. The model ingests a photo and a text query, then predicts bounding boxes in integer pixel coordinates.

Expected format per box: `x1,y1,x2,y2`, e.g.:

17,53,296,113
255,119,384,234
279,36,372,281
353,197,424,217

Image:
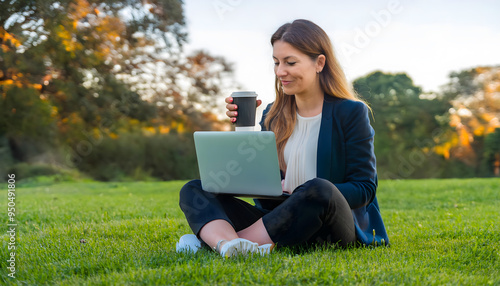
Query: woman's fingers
225,96,261,122
225,96,238,121
225,110,238,118
226,103,238,111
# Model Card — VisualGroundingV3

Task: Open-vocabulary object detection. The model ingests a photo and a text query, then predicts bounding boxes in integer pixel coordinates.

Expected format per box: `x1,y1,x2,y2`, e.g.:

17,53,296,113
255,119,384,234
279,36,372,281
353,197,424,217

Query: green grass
1,178,499,285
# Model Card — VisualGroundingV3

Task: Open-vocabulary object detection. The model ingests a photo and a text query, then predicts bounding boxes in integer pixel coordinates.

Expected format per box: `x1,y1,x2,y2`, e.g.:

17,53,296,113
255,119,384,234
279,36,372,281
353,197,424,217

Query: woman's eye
273,61,295,66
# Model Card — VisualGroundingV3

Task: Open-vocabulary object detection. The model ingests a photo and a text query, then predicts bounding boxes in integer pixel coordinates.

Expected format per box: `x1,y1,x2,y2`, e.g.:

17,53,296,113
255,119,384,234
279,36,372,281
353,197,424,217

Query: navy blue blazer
255,94,389,246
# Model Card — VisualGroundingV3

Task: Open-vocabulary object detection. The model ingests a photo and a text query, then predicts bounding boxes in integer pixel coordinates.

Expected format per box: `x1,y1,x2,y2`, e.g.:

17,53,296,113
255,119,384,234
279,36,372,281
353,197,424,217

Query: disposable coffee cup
232,91,257,131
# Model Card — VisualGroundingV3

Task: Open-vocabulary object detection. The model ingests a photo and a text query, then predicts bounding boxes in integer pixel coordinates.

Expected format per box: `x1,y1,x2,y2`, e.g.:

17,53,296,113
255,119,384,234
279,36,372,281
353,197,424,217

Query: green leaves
1,1,234,179
0,86,55,138
353,71,449,179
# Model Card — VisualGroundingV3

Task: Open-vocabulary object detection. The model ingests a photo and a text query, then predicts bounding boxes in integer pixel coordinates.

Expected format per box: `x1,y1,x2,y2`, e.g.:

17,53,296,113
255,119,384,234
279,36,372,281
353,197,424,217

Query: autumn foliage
1,0,234,180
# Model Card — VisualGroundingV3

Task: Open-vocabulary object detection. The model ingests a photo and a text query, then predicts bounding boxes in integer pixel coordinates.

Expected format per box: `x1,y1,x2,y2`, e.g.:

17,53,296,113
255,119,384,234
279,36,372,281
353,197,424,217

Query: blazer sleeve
259,103,273,131
335,101,377,209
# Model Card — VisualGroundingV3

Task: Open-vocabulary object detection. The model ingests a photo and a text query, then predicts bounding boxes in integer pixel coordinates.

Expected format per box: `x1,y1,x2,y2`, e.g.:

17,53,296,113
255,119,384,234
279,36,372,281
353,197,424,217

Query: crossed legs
179,178,356,250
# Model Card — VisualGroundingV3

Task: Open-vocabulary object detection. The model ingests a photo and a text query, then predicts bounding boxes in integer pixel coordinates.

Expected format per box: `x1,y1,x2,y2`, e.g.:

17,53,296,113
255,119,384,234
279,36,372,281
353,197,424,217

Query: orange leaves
0,28,21,52
92,16,126,61
444,66,500,163
0,79,15,86
55,25,83,54
69,0,92,20
33,84,43,91
159,125,170,134
95,16,125,58
0,72,42,91
54,0,125,60
434,135,458,160
170,121,185,133
458,128,471,147
143,126,156,135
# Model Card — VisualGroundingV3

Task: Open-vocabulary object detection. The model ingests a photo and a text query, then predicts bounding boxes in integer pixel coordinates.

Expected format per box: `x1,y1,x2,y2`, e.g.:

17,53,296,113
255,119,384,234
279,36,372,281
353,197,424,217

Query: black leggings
179,178,357,247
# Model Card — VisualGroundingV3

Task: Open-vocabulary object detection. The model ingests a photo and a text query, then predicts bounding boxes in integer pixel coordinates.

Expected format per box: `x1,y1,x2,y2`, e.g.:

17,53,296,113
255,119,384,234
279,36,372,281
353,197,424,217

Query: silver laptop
193,131,283,197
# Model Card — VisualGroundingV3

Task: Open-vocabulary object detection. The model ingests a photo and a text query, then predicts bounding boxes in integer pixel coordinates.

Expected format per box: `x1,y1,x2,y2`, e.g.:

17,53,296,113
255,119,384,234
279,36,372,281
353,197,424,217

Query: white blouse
283,112,322,193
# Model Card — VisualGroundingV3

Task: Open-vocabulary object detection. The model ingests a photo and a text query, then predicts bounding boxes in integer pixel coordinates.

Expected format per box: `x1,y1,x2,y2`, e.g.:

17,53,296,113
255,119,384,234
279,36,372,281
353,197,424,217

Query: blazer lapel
317,95,334,180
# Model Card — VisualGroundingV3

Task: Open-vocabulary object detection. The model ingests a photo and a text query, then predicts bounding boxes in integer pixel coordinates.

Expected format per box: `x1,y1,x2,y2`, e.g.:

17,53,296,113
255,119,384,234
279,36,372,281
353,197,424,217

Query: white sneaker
176,234,202,253
257,243,274,256
219,238,258,258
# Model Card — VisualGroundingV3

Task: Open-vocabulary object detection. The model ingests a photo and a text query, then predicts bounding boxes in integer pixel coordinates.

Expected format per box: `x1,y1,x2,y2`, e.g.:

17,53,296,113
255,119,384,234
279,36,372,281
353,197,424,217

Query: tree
438,66,500,171
353,71,451,179
1,0,236,179
482,128,500,176
2,0,183,143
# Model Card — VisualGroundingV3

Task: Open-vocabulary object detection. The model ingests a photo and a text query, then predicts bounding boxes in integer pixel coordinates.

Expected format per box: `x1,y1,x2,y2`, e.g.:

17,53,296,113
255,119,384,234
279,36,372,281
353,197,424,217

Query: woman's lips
281,80,291,86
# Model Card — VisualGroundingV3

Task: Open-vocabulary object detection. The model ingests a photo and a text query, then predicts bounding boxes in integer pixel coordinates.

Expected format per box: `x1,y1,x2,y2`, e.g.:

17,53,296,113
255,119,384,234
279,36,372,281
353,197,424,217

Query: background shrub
76,133,199,181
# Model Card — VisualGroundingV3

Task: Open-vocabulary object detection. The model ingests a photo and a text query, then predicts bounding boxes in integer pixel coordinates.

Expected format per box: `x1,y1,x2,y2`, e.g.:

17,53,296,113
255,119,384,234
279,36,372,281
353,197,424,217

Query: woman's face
273,40,324,97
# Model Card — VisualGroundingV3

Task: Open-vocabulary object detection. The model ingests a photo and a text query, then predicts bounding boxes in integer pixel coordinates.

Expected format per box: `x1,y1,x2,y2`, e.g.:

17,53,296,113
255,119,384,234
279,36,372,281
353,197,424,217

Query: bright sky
184,0,500,107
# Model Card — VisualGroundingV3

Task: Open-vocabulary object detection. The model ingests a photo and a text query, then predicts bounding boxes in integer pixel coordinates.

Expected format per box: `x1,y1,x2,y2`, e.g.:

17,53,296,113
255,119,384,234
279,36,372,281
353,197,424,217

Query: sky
183,0,500,107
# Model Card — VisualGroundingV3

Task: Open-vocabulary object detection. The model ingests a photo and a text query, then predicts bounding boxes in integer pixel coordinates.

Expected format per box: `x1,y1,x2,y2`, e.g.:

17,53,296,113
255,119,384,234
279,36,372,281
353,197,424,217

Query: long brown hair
265,19,366,172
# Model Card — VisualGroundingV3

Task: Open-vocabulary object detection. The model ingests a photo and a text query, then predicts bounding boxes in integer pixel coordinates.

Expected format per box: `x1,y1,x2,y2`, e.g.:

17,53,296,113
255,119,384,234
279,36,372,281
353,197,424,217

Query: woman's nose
275,64,287,77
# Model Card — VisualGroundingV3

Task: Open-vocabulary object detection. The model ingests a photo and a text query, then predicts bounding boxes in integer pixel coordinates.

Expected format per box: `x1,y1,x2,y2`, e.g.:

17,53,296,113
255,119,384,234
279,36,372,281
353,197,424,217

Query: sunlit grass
1,178,499,285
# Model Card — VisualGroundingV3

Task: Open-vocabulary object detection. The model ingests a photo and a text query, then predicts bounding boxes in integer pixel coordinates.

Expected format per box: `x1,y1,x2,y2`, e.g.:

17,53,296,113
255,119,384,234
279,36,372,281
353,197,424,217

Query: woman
177,19,389,258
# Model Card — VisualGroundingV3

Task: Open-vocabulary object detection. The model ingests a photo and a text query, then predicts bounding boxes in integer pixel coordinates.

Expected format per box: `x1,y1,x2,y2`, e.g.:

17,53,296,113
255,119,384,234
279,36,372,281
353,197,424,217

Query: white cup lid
231,91,257,98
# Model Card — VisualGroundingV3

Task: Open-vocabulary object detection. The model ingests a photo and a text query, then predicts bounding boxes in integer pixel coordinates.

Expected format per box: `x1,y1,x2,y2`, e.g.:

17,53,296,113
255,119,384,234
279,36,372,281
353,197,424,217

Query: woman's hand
225,96,262,123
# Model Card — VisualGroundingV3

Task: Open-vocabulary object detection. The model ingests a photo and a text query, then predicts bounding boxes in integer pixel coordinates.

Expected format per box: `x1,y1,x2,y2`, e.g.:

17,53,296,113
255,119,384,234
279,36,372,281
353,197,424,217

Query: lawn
1,178,499,285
